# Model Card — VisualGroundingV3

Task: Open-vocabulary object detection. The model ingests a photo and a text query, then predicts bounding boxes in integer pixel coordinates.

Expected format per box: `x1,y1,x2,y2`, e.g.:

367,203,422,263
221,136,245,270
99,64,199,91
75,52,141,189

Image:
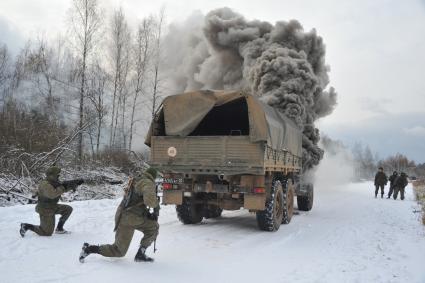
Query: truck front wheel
176,197,203,224
256,180,284,231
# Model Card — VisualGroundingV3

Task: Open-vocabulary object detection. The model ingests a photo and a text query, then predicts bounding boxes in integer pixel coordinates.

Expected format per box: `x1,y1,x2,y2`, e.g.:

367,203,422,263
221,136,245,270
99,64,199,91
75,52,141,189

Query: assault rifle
62,179,85,191
153,183,160,253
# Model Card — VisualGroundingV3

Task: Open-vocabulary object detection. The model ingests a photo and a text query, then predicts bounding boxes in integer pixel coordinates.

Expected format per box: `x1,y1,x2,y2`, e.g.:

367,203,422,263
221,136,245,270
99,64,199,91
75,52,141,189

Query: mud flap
244,194,266,210
163,190,183,205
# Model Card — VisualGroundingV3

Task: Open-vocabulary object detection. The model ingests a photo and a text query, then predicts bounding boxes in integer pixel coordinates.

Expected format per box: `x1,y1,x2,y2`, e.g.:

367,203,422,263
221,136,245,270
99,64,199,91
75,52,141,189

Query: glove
147,212,158,221
147,207,159,221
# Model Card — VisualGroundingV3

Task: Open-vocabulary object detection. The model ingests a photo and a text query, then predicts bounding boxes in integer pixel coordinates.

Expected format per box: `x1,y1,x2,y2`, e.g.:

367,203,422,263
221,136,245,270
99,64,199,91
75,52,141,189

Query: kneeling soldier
20,166,82,237
79,167,159,263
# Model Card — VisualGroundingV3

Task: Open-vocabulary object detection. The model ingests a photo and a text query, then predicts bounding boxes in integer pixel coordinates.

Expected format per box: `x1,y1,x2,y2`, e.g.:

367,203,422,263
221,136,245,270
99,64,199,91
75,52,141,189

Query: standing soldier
374,167,388,198
393,172,408,200
19,166,83,237
79,167,159,263
387,171,398,199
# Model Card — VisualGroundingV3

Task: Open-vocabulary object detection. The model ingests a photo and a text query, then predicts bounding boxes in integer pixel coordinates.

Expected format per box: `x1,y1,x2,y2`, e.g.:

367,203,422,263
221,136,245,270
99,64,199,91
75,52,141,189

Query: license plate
162,178,183,184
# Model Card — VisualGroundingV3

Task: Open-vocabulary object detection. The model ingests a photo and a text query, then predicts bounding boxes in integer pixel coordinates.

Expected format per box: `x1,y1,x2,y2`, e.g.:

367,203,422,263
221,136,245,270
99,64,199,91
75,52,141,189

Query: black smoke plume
162,8,337,170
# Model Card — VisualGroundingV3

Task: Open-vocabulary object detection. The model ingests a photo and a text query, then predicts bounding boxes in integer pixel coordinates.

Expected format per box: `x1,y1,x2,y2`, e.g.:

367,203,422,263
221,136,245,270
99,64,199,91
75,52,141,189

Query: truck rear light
163,183,173,190
253,187,265,194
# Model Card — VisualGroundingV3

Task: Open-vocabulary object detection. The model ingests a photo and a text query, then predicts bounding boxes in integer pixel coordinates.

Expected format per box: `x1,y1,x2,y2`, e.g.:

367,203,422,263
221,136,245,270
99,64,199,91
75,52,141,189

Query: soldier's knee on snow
41,228,55,236
116,246,128,257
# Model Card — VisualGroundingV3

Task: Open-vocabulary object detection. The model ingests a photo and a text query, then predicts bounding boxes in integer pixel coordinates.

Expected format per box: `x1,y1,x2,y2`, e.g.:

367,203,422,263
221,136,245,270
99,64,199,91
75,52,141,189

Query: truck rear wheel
203,205,223,219
282,181,294,224
256,180,284,231
176,197,203,224
297,187,313,211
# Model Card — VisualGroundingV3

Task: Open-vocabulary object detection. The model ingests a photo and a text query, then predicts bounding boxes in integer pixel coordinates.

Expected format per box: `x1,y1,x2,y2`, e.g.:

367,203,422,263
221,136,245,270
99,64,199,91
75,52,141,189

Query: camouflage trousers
387,185,395,198
99,212,159,257
393,187,405,200
32,204,73,236
375,185,385,197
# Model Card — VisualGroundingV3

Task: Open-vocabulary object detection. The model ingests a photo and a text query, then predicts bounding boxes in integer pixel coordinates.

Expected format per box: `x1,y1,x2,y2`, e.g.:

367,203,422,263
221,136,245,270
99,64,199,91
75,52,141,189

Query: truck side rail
264,145,302,174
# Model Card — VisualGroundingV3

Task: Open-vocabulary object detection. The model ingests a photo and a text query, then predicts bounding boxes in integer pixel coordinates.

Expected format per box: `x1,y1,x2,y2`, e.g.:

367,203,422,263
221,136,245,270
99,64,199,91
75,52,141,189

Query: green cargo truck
145,90,313,231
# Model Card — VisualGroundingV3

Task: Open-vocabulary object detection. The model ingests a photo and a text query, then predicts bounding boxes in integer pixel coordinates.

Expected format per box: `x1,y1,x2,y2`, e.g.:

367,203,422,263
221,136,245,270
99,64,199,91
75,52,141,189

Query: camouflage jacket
394,175,408,189
119,172,159,218
374,171,388,186
389,174,398,186
36,180,72,209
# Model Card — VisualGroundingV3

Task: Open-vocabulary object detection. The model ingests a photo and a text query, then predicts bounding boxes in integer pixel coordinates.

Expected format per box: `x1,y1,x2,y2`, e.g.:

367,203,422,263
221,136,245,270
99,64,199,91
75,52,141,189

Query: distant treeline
321,136,425,180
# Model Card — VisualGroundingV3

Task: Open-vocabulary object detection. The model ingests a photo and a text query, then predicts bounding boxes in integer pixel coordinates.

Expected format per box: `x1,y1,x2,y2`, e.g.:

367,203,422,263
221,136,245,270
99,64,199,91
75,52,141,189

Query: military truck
145,90,313,231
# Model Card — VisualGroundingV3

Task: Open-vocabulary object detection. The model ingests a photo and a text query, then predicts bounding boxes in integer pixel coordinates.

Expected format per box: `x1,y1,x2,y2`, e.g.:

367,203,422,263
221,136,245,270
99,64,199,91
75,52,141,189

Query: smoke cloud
162,7,337,170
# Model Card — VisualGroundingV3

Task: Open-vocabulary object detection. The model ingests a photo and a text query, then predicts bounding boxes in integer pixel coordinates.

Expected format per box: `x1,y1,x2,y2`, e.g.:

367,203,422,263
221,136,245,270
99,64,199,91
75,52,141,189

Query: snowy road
1,182,424,283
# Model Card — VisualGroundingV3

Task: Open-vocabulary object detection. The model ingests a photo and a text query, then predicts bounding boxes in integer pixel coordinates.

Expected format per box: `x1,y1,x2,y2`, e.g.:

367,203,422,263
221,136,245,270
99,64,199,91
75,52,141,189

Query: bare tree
128,18,153,151
86,62,108,154
0,44,11,102
25,39,58,116
11,41,31,91
0,44,10,87
108,7,131,149
69,0,102,162
151,8,165,119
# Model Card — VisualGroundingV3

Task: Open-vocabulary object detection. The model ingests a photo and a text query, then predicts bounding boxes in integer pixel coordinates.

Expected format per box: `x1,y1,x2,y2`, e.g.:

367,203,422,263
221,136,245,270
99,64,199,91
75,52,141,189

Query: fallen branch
79,187,115,198
0,187,36,201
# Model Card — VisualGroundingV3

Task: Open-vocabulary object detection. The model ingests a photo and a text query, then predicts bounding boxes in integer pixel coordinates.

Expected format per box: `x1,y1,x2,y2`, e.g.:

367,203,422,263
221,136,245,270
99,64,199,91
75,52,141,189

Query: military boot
134,246,154,262
55,219,70,234
79,243,100,263
19,223,34,238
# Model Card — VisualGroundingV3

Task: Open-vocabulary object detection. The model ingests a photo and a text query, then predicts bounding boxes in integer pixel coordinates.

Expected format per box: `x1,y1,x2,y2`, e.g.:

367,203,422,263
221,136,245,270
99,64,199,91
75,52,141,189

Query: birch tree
0,44,10,88
69,0,102,162
108,7,131,149
128,18,153,151
0,45,11,101
151,8,165,119
86,62,108,154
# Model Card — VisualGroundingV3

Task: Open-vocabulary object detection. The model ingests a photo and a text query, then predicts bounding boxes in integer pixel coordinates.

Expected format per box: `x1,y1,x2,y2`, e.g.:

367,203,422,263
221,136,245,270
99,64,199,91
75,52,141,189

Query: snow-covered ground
1,182,424,283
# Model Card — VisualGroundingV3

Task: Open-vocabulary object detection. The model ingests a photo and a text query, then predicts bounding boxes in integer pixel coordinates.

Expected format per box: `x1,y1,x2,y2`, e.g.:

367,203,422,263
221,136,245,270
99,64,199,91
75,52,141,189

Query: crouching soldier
387,171,398,199
374,167,388,198
20,166,83,237
393,172,408,200
79,167,159,263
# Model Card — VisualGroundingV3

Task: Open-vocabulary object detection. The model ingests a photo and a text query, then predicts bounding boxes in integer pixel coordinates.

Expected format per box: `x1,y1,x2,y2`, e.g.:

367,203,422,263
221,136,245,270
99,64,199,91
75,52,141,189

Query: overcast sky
1,0,425,162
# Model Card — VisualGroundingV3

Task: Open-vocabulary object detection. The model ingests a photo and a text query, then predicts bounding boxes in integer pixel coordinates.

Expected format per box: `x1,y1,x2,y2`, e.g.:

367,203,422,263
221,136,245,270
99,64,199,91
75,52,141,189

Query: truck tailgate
150,136,264,174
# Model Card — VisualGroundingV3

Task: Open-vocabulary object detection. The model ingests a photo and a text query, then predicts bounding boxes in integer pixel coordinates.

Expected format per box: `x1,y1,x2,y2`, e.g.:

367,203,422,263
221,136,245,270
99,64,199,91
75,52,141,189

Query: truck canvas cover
146,90,302,157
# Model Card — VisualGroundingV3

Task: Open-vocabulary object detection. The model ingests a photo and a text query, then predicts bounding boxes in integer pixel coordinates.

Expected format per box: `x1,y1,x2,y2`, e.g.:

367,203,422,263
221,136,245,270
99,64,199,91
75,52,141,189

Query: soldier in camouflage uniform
393,172,408,200
19,166,82,237
79,167,160,263
374,167,388,198
387,171,398,199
